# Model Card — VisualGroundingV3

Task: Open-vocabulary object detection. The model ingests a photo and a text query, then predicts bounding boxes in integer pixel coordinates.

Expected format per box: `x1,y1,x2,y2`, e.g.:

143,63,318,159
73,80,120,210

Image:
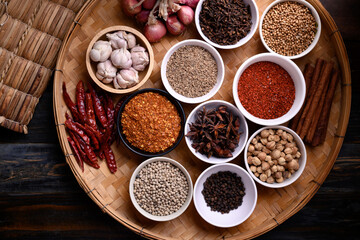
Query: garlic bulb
123,31,136,49
131,45,150,71
111,47,132,69
114,68,139,89
89,41,112,62
95,60,117,84
106,31,127,49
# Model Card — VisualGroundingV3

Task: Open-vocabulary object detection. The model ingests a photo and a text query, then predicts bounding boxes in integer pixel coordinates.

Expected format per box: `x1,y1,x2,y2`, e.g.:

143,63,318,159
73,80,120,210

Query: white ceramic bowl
259,0,321,59
185,100,248,164
244,126,307,188
193,163,257,228
195,0,259,49
232,53,306,126
161,39,225,104
129,157,193,221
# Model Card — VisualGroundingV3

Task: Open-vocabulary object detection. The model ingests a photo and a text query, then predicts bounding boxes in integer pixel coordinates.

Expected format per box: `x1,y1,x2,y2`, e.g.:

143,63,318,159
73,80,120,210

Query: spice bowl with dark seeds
161,39,225,104
117,88,185,158
129,157,193,221
233,53,306,126
185,100,248,164
195,0,259,49
244,126,307,188
193,163,257,228
259,0,321,59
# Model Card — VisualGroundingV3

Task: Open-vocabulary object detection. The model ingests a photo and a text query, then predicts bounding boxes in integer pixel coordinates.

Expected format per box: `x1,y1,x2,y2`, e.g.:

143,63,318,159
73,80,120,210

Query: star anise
186,105,242,158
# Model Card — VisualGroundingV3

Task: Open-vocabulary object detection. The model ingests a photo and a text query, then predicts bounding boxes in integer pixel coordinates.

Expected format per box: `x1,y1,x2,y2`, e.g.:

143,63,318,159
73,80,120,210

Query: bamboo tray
53,0,351,239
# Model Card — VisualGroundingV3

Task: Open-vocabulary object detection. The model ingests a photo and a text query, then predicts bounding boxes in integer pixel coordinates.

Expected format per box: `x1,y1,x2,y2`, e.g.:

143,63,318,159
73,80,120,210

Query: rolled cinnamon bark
296,59,324,135
299,61,333,139
289,64,314,131
311,70,339,146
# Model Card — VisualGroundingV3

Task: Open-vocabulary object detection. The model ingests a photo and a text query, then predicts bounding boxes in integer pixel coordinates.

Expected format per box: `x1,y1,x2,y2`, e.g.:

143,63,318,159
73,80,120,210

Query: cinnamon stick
305,74,330,143
311,70,339,146
296,59,324,135
299,61,333,139
289,64,314,130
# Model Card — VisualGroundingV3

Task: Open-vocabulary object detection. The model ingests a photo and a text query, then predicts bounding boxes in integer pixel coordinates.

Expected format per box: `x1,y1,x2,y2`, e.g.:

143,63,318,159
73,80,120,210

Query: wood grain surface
0,0,359,239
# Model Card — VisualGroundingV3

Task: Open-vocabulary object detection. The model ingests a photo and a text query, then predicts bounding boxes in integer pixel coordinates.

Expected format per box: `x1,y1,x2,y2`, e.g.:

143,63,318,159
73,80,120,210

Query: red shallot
135,10,150,24
122,0,142,16
166,15,185,35
177,5,194,25
144,19,167,42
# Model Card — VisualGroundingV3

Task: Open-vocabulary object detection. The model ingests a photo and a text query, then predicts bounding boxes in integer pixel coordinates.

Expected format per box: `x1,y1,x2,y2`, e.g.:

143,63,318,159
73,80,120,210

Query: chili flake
121,92,181,153
237,61,295,119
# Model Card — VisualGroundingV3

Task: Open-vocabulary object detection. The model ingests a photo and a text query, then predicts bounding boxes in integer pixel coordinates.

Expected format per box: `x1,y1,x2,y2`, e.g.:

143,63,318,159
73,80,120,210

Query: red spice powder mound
237,61,295,119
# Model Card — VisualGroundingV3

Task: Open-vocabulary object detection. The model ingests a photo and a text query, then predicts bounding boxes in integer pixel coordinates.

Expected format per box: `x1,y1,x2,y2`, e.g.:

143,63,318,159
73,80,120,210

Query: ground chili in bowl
117,88,185,157
232,53,306,126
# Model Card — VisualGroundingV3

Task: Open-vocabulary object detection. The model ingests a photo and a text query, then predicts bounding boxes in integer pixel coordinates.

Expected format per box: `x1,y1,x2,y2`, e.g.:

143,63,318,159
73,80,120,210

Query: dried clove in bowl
186,105,243,158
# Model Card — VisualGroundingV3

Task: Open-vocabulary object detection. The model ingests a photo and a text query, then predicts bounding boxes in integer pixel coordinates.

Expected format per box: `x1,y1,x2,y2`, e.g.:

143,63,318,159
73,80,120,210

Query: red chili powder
237,61,295,119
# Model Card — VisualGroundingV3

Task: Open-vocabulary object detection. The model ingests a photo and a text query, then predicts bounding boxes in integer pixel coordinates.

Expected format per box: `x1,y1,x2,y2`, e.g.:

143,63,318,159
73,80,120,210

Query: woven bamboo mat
53,0,351,239
0,0,88,133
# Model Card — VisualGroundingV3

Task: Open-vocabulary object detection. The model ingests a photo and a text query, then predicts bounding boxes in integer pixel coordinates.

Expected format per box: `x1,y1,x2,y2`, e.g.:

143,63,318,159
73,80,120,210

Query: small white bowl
259,0,321,59
244,126,307,188
193,163,257,228
195,0,259,49
232,53,306,126
161,39,225,104
129,157,193,221
185,100,248,164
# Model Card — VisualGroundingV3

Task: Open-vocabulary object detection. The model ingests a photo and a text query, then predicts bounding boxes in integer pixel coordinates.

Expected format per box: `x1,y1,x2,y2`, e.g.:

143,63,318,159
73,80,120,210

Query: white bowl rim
161,39,225,104
193,163,258,228
243,125,307,188
195,0,260,49
232,52,306,126
129,157,193,221
184,100,249,164
259,0,322,59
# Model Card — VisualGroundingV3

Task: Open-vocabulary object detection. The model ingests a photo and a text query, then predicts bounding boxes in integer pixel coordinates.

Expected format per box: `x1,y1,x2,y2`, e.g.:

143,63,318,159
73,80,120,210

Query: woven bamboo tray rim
53,0,351,239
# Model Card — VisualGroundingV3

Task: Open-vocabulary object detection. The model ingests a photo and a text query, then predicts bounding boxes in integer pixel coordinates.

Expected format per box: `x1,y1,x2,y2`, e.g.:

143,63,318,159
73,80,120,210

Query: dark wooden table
1,0,359,239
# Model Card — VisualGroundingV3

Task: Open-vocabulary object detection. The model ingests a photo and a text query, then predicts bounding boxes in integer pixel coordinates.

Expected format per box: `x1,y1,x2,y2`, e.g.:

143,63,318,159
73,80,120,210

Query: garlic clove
90,40,112,62
111,47,132,69
106,31,128,49
131,45,150,71
96,60,117,83
123,31,136,49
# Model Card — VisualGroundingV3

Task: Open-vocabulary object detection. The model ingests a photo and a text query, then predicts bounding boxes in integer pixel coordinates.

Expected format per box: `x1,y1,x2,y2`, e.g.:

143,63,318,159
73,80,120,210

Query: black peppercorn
201,171,246,214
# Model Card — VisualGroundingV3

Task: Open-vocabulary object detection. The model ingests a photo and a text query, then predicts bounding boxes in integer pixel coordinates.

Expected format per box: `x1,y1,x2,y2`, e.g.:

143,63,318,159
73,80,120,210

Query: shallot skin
166,15,185,35
136,10,150,24
144,20,167,42
178,5,194,25
122,0,142,16
143,0,157,9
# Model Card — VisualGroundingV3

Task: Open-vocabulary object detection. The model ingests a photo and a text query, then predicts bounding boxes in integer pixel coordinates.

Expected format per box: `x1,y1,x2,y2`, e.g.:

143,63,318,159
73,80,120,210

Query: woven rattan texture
53,0,351,239
0,0,87,133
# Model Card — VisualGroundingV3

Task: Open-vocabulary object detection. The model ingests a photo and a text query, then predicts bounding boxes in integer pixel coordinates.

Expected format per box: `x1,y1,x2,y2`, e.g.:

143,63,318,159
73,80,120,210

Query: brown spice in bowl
121,92,181,153
166,45,217,98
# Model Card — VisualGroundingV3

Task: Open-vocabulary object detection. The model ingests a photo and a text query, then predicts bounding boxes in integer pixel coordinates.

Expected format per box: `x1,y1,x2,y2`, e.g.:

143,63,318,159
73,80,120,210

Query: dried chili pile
238,61,295,119
63,81,124,173
186,105,241,158
199,0,252,45
121,92,181,153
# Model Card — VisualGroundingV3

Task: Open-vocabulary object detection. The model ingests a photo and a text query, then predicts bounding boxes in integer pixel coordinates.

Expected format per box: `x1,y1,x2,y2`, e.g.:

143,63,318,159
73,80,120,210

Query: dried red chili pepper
87,83,109,128
67,136,84,172
76,81,88,124
65,118,90,145
104,144,117,173
68,130,85,156
85,92,97,129
85,123,102,141
74,121,100,150
62,82,81,122
78,137,98,165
